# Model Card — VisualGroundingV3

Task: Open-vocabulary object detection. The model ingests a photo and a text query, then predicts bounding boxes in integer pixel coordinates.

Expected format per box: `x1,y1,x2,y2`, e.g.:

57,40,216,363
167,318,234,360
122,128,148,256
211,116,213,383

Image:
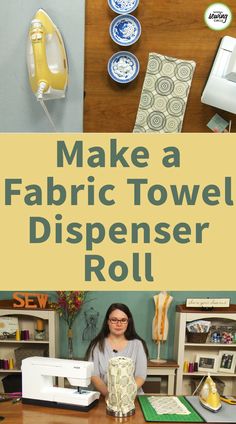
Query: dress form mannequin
152,291,173,363
82,307,99,341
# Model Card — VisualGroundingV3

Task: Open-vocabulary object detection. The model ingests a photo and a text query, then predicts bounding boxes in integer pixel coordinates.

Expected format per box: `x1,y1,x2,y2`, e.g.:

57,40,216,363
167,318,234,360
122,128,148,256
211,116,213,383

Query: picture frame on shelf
218,351,236,374
196,354,219,372
0,316,19,339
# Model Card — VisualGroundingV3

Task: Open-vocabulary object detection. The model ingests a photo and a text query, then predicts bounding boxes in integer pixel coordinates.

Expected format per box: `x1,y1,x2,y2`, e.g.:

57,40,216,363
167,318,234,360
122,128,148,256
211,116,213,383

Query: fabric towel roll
134,52,196,133
106,356,137,415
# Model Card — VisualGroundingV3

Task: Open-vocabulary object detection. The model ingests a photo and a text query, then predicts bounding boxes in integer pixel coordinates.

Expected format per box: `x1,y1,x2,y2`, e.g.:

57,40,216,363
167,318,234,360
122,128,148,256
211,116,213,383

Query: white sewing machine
21,357,100,411
201,36,236,113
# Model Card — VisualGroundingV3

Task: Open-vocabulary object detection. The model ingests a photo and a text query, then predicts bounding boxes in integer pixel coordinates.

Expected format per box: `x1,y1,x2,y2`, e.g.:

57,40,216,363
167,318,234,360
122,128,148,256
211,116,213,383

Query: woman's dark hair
85,303,149,359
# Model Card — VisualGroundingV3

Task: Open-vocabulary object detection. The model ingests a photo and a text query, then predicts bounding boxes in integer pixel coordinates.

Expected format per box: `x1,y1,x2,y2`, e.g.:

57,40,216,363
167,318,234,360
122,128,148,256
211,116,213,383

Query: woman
85,303,148,397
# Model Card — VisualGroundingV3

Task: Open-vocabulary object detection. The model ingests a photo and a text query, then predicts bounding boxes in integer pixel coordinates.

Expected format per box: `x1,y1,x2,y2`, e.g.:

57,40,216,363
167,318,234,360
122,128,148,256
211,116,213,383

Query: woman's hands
91,376,108,397
135,376,145,390
91,375,144,398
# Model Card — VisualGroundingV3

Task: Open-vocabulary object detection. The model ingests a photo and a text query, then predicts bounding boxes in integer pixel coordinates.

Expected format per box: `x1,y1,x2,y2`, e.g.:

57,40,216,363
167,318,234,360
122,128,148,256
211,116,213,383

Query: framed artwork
218,351,236,374
196,354,219,372
0,316,19,338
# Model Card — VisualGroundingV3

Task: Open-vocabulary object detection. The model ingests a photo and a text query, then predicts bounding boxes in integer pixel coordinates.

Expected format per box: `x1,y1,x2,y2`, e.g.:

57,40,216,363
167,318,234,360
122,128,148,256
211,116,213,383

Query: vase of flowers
67,327,74,360
52,291,87,359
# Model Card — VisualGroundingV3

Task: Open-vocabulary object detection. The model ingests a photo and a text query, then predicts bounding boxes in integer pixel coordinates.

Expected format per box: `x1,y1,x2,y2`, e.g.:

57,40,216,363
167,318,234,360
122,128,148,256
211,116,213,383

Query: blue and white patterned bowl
108,0,139,14
109,14,141,46
108,51,140,83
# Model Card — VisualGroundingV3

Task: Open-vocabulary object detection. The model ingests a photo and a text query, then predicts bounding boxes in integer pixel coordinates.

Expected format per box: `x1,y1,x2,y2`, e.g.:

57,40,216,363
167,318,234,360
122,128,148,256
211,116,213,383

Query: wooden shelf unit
174,304,236,396
0,308,59,380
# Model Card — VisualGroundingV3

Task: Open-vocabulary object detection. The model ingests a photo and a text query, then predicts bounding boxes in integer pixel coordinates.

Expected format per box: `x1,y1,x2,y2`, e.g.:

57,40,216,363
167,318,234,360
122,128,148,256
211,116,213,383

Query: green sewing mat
138,396,204,422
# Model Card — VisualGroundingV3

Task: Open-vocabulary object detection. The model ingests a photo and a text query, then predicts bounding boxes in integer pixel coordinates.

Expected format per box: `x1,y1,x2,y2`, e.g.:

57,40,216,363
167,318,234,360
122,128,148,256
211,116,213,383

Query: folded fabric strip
133,53,196,133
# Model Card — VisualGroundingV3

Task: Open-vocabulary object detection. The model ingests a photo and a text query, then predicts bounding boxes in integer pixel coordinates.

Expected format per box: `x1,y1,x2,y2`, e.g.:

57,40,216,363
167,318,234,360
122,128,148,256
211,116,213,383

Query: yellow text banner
0,133,235,291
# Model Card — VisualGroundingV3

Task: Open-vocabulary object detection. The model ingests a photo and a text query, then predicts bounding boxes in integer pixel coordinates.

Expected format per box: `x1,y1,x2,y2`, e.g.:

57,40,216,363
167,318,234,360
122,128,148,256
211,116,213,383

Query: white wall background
0,0,85,132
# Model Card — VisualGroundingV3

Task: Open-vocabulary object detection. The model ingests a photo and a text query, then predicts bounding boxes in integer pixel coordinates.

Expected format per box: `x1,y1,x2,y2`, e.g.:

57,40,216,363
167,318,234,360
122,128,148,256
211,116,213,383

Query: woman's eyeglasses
109,318,128,324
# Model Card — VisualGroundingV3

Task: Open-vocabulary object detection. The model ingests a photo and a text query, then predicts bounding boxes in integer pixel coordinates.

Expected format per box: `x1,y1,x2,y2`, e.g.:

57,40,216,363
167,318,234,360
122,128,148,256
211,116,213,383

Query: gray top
89,338,147,393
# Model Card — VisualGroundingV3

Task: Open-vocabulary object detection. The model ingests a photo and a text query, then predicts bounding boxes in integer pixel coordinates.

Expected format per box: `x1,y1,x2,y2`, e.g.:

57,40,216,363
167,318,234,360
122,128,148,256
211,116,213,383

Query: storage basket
14,346,48,369
186,330,209,343
2,374,22,393
143,377,161,394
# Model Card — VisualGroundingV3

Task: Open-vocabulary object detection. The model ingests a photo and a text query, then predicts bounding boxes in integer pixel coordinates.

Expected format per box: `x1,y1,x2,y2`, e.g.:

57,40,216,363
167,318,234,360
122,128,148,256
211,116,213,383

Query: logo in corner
204,3,232,30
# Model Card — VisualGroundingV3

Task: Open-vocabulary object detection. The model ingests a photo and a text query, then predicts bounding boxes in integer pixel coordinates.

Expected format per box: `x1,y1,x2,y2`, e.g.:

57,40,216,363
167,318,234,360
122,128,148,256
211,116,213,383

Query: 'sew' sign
13,292,48,309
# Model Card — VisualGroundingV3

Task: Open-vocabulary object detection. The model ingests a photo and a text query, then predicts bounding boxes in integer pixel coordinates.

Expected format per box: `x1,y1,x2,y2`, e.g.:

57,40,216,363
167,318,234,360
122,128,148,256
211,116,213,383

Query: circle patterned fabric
140,90,154,109
147,111,166,131
155,76,175,96
133,53,196,133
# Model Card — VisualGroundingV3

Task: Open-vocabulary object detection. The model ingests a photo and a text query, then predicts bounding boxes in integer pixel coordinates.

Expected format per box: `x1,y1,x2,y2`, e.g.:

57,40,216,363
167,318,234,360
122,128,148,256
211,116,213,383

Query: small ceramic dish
109,14,141,46
108,0,139,14
107,51,140,83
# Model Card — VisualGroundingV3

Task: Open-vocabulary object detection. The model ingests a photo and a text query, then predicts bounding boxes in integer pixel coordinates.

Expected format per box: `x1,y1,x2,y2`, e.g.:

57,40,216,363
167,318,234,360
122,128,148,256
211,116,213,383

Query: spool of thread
194,362,198,372
183,361,189,372
20,330,24,340
15,329,20,341
0,359,4,369
24,330,30,340
36,319,44,331
188,362,194,373
9,358,14,370
3,360,9,370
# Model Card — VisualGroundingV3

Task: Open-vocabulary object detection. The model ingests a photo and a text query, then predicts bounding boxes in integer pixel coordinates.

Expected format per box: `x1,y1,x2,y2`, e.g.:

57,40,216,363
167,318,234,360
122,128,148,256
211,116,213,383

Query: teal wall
1,291,236,360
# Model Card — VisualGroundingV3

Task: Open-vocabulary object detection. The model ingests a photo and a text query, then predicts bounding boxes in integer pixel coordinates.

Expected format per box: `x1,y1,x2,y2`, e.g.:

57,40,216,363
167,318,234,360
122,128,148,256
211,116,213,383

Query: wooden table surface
84,0,236,132
0,398,144,424
0,396,223,424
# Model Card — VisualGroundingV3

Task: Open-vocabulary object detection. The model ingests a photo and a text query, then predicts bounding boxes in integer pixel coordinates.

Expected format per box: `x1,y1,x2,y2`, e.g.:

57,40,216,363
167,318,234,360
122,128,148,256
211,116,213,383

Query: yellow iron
27,9,68,127
199,374,222,413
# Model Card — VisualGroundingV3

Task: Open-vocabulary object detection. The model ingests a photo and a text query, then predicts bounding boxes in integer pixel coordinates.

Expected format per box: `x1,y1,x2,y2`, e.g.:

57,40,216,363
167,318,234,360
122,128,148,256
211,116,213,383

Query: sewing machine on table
21,357,100,411
201,36,236,114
